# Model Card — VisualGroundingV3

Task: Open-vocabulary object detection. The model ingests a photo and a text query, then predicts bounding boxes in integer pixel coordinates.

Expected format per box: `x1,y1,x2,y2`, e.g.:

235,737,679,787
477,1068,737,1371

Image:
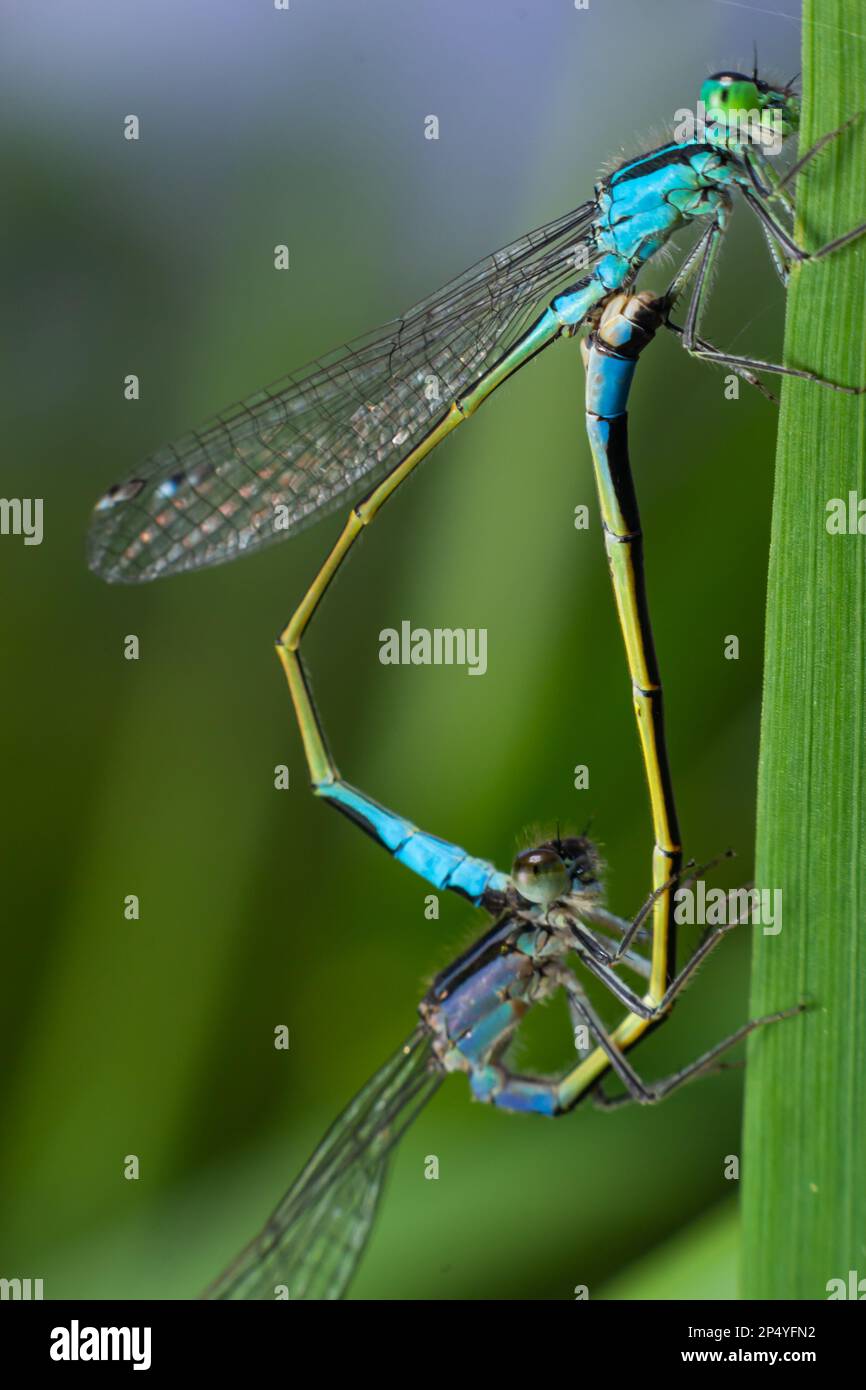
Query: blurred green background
0,1,804,1299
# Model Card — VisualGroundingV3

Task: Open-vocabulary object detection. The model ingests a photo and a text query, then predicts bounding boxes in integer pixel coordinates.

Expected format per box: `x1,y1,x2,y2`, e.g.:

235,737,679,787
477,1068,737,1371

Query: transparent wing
89,202,597,583
204,1027,441,1301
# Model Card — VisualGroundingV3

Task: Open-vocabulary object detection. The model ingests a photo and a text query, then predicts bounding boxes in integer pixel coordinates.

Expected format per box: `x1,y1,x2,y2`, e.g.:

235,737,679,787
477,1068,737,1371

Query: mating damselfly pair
88,68,865,1298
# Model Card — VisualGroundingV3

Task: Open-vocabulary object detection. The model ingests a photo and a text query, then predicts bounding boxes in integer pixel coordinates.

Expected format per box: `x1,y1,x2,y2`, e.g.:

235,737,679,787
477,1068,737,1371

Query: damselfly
201,287,801,1299
203,831,800,1300
87,72,866,985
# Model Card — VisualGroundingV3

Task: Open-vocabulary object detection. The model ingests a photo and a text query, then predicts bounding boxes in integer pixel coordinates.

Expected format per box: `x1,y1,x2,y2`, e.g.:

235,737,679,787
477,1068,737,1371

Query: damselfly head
700,71,799,151
511,835,600,907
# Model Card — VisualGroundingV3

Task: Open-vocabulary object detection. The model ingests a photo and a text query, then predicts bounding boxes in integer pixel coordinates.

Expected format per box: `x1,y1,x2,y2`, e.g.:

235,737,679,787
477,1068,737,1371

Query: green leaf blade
742,0,866,1300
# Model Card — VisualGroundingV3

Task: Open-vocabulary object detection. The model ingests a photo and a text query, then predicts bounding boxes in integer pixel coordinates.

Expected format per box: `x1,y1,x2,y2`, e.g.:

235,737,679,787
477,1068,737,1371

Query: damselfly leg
586,1007,803,1110
673,198,866,391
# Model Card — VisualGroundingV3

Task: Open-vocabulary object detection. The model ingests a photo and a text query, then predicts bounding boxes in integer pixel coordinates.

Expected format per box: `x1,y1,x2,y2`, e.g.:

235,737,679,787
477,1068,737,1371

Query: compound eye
95,478,145,512
512,847,570,907
701,75,760,113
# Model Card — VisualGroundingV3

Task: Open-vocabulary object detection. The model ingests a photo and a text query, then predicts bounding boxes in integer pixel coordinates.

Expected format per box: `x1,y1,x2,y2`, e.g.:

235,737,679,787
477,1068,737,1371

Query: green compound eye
511,847,570,907
701,74,761,116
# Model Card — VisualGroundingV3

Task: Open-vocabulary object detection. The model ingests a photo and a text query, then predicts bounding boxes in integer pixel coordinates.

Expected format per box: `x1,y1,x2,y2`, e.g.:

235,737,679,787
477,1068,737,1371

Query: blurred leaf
599,1200,738,1300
